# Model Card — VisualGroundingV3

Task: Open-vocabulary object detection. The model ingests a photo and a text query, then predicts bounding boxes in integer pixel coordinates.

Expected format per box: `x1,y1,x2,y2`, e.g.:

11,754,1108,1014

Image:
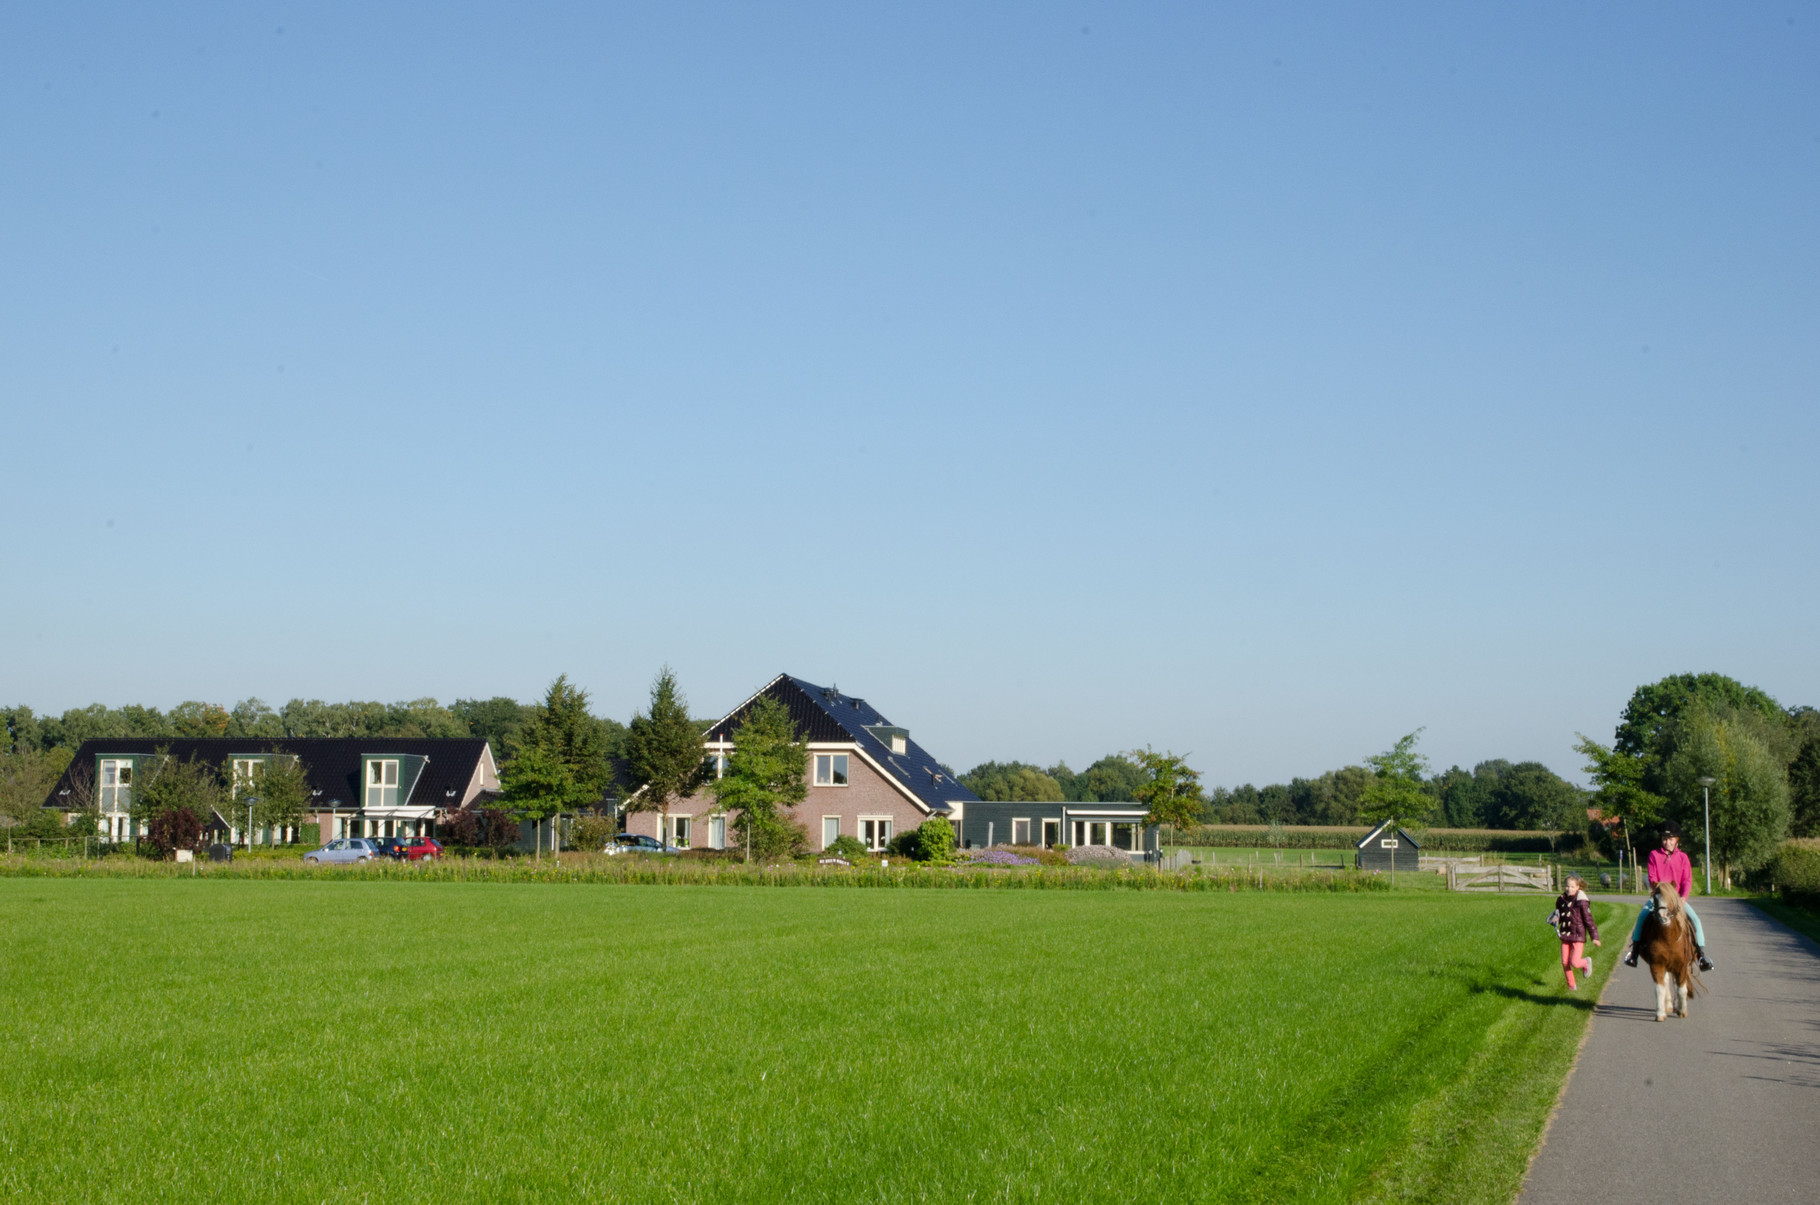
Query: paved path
1520,897,1820,1204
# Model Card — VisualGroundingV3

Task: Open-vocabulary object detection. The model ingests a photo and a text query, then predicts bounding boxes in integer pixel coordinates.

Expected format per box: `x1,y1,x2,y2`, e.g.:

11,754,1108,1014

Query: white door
822,816,840,849
709,815,726,849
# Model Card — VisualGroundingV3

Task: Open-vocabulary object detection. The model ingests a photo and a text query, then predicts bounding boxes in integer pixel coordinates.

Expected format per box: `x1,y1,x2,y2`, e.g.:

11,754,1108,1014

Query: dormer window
366,760,399,807
864,726,909,755
98,759,133,813
231,758,266,798
814,754,849,786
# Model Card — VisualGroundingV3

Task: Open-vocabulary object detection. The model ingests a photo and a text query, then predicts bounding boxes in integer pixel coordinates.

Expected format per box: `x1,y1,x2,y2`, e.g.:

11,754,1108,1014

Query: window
231,758,266,798
705,753,728,779
821,816,840,849
1012,819,1031,846
814,754,849,786
1113,823,1136,851
98,760,133,813
861,818,893,851
1042,819,1060,847
1072,821,1111,847
709,815,726,849
366,760,399,808
670,816,692,848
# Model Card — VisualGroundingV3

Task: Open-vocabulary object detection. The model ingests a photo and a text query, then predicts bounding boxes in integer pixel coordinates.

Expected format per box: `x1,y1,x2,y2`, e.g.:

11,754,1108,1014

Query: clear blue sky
4,3,1816,786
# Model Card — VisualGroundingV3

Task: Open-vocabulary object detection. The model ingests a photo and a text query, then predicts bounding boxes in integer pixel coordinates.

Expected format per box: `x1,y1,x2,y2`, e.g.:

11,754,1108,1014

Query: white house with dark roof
44,738,500,844
622,674,978,852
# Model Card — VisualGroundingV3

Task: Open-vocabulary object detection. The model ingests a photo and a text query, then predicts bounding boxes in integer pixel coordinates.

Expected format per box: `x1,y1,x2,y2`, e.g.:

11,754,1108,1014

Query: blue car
304,838,383,864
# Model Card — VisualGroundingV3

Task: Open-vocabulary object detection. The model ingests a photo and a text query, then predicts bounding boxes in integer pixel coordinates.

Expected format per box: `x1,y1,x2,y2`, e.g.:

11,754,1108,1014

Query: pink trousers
1561,940,1591,988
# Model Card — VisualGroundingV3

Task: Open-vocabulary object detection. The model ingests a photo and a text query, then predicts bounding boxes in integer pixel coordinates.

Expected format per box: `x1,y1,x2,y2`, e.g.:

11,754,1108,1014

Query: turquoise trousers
1630,897,1705,948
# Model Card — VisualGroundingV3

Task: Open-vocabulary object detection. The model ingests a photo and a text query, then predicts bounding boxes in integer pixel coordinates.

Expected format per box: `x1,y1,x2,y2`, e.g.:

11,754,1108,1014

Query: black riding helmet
1659,821,1682,841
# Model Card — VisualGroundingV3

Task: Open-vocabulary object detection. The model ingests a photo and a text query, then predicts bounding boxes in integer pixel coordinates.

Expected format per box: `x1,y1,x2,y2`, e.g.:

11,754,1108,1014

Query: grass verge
0,883,1614,1203
1747,896,1820,945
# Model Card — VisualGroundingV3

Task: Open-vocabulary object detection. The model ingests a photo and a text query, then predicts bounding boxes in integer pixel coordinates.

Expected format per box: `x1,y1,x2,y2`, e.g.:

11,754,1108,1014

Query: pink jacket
1647,847,1692,898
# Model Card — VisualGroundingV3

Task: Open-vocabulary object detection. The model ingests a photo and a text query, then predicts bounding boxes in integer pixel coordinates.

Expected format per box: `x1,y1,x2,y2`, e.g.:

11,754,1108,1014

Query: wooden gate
1449,864,1555,893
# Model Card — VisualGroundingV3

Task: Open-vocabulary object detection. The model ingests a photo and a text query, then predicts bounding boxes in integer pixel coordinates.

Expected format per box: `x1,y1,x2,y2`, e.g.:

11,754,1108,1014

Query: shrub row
1769,839,1820,906
1169,825,1564,853
0,855,1391,893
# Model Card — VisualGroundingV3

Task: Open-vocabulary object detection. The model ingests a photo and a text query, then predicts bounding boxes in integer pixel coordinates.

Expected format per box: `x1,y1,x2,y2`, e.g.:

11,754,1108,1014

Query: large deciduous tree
1130,747,1203,858
1359,731,1431,828
622,667,708,847
131,749,225,850
960,761,1065,802
1662,699,1790,882
711,697,809,860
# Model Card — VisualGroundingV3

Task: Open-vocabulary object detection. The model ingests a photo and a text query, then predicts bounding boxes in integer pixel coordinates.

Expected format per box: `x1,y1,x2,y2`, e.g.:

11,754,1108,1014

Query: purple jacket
1553,892,1598,944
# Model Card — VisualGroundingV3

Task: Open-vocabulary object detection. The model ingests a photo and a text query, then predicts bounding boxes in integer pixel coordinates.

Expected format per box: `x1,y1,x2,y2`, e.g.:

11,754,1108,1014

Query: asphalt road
1519,897,1820,1204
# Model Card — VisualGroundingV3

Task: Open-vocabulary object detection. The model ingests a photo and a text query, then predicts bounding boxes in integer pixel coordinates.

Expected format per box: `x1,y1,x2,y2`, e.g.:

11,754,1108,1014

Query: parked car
304,838,383,864
371,837,409,860
399,837,442,861
607,833,681,855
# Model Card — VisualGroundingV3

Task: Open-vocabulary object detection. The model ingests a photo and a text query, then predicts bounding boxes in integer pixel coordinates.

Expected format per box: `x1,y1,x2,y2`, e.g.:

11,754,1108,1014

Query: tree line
957,750,1585,830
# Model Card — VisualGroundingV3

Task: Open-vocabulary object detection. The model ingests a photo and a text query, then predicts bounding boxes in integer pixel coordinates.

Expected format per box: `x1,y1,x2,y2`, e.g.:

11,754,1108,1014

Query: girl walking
1550,874,1600,990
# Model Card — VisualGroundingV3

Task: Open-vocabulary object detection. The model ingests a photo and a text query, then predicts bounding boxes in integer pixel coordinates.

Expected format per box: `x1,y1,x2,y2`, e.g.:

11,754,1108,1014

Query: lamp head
1696,776,1716,788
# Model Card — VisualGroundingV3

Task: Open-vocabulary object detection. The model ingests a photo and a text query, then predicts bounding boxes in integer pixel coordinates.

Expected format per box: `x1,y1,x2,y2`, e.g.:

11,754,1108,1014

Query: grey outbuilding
1354,820,1420,873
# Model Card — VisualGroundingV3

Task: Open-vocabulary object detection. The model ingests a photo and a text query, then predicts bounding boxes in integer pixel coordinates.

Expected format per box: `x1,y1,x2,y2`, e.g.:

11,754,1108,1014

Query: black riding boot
1697,946,1714,972
1622,942,1639,967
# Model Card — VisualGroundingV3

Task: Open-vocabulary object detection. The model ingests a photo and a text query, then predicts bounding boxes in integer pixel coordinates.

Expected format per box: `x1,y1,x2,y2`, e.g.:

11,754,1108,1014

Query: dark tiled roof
44,738,492,811
705,675,978,814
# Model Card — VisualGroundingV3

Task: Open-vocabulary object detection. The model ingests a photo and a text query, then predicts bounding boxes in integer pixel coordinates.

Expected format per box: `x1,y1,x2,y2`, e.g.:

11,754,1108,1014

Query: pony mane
1654,880,1684,915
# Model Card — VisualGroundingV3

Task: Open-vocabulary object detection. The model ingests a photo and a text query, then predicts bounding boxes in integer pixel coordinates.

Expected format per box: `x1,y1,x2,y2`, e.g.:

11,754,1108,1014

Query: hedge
0,855,1391,893
1769,839,1820,906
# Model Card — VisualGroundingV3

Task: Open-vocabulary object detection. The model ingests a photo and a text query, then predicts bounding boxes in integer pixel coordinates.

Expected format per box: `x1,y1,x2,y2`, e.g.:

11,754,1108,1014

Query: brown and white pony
1639,881,1703,1021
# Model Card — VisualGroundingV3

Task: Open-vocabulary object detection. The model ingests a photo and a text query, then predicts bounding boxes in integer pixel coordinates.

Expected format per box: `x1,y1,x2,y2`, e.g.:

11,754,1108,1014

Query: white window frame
98,759,133,815
708,815,727,849
814,753,850,787
821,816,840,849
860,816,893,852
1012,818,1031,846
366,760,399,808
1042,819,1060,847
669,815,692,848
231,758,267,799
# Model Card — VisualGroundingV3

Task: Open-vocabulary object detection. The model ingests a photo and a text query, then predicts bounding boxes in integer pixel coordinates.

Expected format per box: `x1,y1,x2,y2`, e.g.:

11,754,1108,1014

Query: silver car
304,838,382,864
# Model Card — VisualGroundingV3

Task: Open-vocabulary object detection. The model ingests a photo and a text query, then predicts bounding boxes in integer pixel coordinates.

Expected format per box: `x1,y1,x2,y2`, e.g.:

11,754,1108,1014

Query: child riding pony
1622,822,1714,972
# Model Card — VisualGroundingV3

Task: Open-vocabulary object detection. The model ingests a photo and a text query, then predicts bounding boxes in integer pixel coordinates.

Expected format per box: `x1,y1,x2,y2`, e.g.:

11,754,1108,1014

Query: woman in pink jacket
1622,823,1714,971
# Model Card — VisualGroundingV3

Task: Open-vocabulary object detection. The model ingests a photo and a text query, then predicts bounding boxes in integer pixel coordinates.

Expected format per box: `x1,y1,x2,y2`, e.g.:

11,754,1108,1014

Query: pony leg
1653,973,1669,1022
1677,975,1690,1018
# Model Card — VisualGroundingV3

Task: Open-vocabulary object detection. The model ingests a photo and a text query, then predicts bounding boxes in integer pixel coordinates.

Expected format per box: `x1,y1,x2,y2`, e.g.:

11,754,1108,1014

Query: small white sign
1381,839,1398,848
175,849,194,863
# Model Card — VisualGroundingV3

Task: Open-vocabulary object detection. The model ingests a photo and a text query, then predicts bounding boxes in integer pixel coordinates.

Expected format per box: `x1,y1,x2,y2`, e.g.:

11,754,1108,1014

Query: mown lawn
0,882,1619,1203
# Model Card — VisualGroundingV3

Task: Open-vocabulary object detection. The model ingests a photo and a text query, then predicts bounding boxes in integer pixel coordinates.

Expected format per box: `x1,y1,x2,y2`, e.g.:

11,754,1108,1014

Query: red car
399,837,443,861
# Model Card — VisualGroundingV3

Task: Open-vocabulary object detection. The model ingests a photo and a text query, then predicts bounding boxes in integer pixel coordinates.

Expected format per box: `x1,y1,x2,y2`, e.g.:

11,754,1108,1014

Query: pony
1639,880,1703,1021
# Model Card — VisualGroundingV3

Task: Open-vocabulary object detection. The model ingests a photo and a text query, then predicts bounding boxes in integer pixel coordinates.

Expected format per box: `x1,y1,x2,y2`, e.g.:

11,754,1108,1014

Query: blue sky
4,3,1815,785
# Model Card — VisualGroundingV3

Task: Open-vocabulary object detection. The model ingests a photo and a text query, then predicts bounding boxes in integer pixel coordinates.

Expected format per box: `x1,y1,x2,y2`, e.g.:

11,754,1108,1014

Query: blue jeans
1630,898,1705,948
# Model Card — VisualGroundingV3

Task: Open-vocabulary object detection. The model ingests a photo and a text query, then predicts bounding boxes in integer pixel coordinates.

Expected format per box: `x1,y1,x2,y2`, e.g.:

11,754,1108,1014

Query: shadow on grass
1470,981,1598,1011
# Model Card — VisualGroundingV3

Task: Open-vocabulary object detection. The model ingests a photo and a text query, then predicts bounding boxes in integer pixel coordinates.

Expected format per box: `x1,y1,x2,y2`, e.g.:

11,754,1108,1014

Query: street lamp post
1697,776,1716,895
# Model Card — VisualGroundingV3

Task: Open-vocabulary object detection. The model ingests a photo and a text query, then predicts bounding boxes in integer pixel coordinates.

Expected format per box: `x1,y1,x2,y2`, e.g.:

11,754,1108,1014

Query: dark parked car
399,837,442,861
371,837,409,860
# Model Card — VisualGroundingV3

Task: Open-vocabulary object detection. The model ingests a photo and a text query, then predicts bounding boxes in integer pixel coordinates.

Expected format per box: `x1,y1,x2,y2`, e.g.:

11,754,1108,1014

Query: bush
571,816,615,851
915,817,955,864
299,823,321,849
1769,839,1820,905
824,835,869,861
885,828,922,860
440,809,481,847
742,814,809,860
144,808,202,859
479,809,520,853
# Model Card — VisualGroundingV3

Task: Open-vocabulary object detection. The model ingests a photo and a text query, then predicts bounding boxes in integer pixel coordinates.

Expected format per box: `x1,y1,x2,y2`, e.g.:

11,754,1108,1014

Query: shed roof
1355,820,1422,850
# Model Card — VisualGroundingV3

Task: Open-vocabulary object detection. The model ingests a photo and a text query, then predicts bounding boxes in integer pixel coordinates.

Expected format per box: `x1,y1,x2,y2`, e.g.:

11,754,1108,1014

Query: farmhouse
1354,819,1420,872
42,738,500,845
621,675,978,852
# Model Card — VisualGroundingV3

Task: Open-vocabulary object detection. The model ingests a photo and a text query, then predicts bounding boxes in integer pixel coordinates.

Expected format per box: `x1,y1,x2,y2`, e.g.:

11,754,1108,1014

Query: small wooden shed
1355,820,1421,873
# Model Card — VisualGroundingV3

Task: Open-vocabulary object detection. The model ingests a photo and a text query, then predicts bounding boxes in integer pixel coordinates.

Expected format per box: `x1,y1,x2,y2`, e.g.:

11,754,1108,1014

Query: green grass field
0,882,1621,1203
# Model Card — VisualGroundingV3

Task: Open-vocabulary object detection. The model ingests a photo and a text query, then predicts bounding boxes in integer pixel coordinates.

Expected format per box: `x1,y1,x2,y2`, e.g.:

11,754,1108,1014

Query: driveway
1519,897,1820,1204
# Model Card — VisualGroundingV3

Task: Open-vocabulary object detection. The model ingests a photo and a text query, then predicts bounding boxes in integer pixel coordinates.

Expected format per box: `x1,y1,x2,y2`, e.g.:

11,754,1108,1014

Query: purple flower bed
962,849,1039,866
